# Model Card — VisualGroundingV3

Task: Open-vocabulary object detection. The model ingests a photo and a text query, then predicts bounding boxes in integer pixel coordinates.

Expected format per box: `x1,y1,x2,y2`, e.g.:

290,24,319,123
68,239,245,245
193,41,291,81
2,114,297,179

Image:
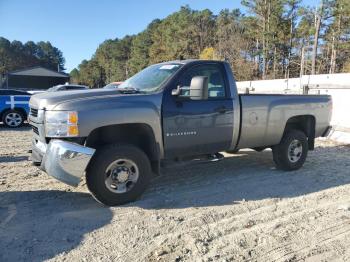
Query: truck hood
29,89,138,110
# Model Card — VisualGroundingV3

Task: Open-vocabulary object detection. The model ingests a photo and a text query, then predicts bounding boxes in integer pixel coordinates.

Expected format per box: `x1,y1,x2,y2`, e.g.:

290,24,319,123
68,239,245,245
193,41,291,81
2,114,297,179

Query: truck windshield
118,63,181,93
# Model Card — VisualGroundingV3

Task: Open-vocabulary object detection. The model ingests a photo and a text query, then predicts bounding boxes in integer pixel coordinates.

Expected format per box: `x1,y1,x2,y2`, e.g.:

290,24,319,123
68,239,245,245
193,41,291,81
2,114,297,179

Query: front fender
54,93,164,157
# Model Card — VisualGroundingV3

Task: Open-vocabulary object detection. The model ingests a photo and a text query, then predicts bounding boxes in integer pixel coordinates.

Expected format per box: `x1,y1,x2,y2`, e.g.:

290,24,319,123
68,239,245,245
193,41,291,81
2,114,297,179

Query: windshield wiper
116,87,141,94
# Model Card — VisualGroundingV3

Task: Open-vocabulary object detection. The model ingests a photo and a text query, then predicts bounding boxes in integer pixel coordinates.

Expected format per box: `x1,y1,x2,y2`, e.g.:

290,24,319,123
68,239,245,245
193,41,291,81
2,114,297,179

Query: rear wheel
2,110,24,128
272,129,308,171
86,144,152,206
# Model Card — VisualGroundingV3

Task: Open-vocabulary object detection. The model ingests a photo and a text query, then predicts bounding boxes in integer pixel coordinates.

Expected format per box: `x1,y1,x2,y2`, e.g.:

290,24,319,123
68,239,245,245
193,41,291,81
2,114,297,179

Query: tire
272,129,308,171
2,109,25,128
86,144,152,206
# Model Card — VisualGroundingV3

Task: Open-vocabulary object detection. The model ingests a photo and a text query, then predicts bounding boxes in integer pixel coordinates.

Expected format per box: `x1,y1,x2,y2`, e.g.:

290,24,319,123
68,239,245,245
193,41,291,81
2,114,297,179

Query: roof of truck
160,59,224,65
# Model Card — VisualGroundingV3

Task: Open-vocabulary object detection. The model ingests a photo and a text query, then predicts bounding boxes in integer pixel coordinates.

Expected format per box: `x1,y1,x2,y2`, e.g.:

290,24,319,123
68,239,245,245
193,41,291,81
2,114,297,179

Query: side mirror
189,76,208,100
171,76,208,100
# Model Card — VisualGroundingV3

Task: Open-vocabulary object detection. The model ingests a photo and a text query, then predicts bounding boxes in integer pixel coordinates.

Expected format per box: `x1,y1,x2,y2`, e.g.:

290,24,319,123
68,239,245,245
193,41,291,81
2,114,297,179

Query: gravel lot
1,126,350,262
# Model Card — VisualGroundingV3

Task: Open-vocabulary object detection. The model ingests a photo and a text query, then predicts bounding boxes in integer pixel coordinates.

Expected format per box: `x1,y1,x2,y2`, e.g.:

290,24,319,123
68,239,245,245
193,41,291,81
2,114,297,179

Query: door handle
215,106,227,114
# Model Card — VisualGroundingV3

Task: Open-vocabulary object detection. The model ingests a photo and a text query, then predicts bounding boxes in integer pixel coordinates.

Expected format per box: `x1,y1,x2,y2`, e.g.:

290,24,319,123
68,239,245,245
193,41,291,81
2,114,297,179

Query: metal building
1,66,70,90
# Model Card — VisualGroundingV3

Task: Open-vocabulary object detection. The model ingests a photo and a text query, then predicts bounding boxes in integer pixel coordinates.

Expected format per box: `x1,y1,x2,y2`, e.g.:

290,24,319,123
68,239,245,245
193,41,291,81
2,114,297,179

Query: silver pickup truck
29,60,332,206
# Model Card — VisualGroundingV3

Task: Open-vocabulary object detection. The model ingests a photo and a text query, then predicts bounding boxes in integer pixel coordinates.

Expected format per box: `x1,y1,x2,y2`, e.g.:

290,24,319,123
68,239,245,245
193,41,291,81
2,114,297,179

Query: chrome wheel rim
288,139,303,163
105,159,139,194
5,112,22,127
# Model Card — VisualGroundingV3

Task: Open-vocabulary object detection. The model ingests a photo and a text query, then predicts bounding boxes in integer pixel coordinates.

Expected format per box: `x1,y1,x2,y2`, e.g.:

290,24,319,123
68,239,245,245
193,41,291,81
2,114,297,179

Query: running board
161,153,224,168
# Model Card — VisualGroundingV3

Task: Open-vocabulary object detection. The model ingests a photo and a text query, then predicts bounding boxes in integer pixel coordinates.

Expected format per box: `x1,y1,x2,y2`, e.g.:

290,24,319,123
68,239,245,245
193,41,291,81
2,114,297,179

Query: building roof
7,66,69,78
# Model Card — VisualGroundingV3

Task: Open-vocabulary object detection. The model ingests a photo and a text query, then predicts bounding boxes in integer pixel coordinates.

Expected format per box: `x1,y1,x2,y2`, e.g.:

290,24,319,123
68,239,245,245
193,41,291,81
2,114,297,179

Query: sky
0,0,318,72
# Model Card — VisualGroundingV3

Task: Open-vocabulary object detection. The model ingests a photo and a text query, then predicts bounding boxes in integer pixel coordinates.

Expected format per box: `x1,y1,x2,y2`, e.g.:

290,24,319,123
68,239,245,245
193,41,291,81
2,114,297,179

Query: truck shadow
136,145,350,209
0,190,112,262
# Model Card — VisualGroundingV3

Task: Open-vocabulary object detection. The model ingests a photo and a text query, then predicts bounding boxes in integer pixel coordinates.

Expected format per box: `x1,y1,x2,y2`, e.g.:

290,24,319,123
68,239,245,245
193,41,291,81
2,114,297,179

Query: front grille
31,125,39,135
30,108,38,117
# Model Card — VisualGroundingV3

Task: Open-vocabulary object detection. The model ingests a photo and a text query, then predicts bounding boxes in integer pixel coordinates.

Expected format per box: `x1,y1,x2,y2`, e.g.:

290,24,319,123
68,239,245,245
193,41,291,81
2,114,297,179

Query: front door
162,63,234,158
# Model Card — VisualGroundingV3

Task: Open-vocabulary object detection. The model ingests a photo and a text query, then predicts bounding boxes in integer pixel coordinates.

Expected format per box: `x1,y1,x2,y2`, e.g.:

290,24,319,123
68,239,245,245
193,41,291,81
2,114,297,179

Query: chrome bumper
42,140,95,187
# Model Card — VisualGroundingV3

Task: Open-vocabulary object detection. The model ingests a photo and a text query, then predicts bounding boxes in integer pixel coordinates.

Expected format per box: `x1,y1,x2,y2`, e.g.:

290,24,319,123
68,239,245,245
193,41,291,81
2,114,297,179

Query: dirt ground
1,126,350,262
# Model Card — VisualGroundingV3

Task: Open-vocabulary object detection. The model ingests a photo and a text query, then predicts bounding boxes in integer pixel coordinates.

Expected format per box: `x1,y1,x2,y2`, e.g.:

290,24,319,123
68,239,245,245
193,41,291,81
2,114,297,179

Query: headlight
45,111,79,137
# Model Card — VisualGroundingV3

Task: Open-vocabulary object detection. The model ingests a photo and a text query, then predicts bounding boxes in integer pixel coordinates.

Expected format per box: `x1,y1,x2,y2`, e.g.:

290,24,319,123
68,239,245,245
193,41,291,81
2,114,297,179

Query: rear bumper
32,139,95,187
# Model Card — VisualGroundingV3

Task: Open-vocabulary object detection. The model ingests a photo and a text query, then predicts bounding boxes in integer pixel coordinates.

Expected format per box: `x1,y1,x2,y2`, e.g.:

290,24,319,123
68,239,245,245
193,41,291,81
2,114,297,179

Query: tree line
72,1,350,87
0,37,65,76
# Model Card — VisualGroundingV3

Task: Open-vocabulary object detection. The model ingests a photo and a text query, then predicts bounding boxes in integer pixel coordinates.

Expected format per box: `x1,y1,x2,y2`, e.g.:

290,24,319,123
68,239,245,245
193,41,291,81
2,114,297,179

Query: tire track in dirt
2,128,350,262
254,209,350,261
0,204,17,228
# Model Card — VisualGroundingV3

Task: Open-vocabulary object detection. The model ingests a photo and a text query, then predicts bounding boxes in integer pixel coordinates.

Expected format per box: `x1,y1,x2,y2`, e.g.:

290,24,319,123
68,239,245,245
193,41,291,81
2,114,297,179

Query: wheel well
284,115,316,150
14,107,27,118
85,123,160,175
0,107,27,120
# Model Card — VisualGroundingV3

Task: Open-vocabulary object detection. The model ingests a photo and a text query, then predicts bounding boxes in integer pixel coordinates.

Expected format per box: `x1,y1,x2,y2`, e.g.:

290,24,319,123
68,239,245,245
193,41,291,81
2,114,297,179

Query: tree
128,20,160,75
0,37,12,74
0,37,66,75
36,41,65,71
190,9,216,55
285,0,302,79
70,68,80,84
77,59,104,88
296,6,314,76
149,6,198,63
311,0,334,74
326,0,350,73
199,47,218,60
241,0,286,79
73,4,350,85
215,9,256,80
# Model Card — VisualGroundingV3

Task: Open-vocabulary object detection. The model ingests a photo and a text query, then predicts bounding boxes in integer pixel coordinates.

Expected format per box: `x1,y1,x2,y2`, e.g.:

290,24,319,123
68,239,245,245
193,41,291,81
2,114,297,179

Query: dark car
47,84,89,92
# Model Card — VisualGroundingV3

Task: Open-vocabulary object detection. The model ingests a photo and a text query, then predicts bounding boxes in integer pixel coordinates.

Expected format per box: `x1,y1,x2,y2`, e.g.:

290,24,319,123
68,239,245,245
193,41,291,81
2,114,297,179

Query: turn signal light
68,125,79,136
68,112,78,124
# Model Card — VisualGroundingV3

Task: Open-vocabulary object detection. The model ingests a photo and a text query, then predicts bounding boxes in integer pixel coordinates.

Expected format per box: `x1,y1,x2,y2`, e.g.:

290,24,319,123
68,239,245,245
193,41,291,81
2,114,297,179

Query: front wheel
2,110,25,128
272,129,308,171
86,144,152,206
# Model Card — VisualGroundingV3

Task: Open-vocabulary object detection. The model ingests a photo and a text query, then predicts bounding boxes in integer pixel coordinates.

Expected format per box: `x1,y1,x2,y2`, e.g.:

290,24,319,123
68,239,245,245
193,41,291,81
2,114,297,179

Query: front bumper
33,140,95,187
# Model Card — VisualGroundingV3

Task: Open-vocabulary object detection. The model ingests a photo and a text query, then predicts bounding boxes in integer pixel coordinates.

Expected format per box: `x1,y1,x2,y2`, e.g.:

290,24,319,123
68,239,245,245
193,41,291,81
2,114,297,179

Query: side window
0,90,13,95
178,64,226,98
0,90,29,95
11,90,29,95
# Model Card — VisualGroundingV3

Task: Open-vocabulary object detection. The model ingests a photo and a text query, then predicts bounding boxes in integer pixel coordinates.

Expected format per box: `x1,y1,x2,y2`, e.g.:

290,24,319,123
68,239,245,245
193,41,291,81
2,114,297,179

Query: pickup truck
29,60,332,206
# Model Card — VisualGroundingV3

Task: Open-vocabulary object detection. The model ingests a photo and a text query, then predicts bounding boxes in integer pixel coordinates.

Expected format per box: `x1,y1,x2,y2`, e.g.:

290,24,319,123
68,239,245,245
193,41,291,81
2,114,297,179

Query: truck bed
237,94,332,149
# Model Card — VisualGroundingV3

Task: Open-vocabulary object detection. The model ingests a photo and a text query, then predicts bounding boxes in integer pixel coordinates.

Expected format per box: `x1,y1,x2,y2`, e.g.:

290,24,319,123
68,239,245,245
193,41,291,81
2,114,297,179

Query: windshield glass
118,63,181,92
47,85,61,92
